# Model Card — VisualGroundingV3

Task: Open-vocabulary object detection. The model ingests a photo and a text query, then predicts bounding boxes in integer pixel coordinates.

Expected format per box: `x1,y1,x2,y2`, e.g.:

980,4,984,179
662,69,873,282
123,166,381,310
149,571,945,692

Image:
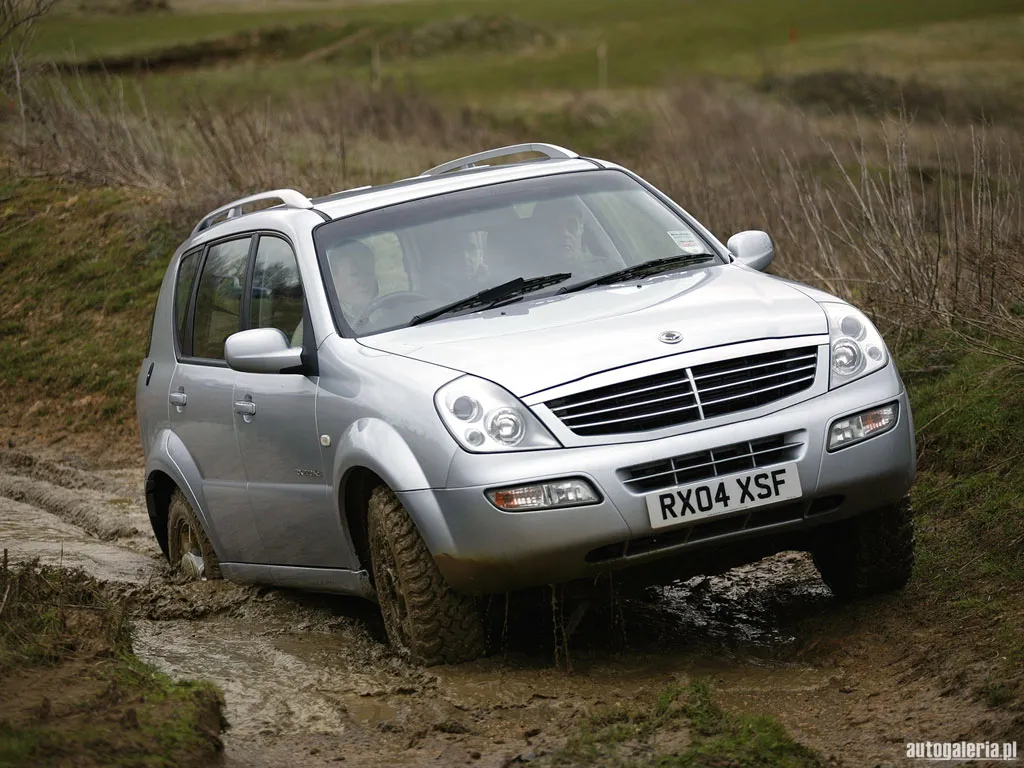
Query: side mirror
225,328,303,374
727,230,775,272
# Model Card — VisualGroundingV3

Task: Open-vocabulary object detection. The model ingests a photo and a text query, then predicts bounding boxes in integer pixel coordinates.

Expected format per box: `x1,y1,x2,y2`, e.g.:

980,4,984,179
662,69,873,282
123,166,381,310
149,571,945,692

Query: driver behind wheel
328,240,378,326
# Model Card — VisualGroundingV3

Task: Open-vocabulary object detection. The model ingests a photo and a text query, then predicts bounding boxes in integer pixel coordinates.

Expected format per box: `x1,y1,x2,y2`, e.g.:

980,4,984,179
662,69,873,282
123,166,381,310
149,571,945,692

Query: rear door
234,234,348,568
168,235,263,564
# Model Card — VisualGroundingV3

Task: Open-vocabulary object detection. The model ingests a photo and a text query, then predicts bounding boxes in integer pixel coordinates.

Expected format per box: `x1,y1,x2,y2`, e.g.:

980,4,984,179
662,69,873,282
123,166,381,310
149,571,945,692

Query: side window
173,249,201,355
250,236,305,346
191,237,252,360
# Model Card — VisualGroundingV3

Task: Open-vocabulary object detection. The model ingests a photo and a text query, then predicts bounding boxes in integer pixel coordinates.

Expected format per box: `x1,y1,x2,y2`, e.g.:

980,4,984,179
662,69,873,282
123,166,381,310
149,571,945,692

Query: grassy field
28,0,1024,106
1,0,1023,759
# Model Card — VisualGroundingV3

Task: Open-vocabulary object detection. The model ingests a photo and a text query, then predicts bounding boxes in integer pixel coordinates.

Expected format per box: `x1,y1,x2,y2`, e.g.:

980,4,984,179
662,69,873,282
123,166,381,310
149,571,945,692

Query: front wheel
367,486,485,665
811,496,915,598
167,489,222,581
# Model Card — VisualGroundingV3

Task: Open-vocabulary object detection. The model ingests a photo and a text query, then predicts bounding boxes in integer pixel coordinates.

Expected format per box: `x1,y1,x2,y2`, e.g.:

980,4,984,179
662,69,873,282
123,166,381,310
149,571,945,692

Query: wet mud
0,448,1012,767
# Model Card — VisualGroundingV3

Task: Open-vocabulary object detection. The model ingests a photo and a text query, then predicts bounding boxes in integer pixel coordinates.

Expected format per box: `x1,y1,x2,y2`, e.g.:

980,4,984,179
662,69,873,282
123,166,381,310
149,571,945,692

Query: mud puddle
0,494,160,583
1,448,1011,767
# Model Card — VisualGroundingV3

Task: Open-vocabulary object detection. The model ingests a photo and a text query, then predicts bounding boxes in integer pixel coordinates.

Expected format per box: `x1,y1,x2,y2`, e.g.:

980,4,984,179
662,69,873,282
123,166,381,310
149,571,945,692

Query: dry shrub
11,72,509,224
5,74,1023,360
637,83,1024,361
756,70,1022,126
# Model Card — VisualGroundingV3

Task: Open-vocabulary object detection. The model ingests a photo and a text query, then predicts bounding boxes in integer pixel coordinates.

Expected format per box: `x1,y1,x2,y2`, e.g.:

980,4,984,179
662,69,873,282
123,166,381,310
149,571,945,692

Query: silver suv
137,144,916,664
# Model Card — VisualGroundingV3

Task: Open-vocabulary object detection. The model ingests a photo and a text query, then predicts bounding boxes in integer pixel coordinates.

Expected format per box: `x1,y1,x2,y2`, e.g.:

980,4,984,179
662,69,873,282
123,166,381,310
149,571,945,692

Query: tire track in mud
1,448,1014,767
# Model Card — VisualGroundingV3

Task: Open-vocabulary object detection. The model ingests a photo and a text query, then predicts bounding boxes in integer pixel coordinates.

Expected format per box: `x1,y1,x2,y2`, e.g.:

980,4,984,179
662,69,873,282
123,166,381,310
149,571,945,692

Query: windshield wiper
409,272,572,326
557,253,716,294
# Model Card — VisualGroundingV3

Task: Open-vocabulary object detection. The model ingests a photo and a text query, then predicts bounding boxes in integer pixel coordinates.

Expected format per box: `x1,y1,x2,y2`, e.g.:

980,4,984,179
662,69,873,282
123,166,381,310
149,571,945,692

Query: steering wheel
358,291,435,320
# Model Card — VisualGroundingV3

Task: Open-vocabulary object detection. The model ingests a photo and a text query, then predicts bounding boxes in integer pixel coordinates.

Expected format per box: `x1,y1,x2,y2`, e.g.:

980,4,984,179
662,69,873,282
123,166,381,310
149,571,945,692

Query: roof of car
314,156,600,222
185,144,606,243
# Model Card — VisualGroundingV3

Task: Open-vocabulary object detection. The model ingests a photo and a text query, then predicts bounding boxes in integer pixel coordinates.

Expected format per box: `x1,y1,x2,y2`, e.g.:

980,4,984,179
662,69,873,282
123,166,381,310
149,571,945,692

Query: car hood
357,265,827,397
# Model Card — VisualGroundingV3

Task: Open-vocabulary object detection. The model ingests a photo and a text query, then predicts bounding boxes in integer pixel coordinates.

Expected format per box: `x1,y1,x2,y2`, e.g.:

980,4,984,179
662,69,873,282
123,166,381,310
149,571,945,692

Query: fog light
828,403,899,451
487,478,600,511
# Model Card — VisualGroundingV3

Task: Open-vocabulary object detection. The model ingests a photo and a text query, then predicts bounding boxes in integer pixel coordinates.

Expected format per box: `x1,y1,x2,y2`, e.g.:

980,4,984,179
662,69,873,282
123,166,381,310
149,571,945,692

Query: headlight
822,303,889,389
435,376,561,453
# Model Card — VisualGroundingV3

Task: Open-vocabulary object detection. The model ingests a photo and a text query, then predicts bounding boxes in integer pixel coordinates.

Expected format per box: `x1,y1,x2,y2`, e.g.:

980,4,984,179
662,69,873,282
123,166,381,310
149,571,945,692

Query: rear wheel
367,486,485,665
811,496,914,598
167,489,221,581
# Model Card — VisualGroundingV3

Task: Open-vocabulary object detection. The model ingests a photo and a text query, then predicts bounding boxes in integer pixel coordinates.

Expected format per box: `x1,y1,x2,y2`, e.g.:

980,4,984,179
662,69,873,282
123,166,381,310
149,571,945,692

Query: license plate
645,463,802,530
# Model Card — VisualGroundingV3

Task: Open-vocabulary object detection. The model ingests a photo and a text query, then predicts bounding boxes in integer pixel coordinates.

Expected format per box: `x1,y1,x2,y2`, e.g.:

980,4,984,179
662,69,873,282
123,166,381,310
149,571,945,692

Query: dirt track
0,446,1014,767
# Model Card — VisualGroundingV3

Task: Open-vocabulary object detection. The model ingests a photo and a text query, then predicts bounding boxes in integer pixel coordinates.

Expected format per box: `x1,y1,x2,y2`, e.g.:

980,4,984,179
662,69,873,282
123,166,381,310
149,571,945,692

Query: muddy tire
367,486,485,665
167,489,222,581
811,496,914,598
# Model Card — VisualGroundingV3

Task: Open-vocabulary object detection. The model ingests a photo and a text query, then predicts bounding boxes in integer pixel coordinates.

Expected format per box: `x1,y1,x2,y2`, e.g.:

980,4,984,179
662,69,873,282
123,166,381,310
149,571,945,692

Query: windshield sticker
666,229,705,254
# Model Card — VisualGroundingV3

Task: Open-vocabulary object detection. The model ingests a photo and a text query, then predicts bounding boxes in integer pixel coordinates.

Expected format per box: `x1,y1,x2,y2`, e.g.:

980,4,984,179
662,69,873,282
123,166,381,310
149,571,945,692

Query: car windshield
314,169,721,336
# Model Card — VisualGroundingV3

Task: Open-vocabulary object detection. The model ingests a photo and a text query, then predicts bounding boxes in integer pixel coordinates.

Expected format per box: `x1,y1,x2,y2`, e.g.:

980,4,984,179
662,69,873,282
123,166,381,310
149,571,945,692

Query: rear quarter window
173,249,201,355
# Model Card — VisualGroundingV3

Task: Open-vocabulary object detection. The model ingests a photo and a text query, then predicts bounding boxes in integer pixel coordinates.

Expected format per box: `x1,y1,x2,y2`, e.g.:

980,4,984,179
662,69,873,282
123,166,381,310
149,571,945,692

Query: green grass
897,332,1024,709
0,177,176,433
0,561,226,768
28,0,1024,105
547,680,824,767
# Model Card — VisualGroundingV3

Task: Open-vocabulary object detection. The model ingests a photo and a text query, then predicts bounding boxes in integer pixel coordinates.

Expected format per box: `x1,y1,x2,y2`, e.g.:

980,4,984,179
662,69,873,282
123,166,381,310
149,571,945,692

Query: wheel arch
332,418,455,575
144,429,224,561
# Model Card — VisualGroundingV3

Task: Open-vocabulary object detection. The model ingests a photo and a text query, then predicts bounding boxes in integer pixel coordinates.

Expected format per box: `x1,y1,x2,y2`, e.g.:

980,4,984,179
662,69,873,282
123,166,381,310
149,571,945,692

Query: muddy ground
0,442,1016,767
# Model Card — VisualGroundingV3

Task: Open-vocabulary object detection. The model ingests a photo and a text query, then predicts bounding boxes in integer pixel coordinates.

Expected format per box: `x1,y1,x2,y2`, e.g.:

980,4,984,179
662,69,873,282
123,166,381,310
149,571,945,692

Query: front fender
145,429,225,560
333,417,449,492
332,417,459,556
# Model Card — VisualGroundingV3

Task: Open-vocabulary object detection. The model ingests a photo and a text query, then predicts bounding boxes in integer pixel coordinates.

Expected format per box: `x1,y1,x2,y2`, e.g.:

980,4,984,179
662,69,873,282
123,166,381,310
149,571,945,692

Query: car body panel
166,362,263,563
234,370,343,567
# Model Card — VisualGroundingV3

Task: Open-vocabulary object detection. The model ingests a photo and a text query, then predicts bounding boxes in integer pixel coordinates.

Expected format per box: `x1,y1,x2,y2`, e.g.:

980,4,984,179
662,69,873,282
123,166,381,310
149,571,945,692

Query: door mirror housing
727,230,775,271
225,328,304,374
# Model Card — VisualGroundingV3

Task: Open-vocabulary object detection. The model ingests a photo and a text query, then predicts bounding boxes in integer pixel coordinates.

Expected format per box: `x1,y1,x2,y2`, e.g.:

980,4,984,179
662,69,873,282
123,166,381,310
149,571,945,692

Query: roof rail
192,189,314,236
420,143,579,178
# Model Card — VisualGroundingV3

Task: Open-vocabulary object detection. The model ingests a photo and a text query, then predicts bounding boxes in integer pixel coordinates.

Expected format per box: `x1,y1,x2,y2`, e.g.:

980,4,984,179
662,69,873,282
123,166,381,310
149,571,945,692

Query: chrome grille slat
548,375,691,413
621,441,803,487
698,374,815,406
691,352,817,381
545,346,818,437
695,362,817,395
619,433,804,494
562,400,701,429
559,388,697,423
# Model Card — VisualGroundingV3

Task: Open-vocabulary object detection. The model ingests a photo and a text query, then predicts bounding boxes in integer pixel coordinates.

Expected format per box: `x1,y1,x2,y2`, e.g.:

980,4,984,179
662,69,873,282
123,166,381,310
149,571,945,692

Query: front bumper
400,363,915,594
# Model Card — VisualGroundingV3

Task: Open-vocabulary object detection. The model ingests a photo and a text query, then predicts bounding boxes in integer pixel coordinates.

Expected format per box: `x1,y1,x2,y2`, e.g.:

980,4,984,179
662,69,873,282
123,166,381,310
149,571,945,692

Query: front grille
618,432,804,494
545,346,818,437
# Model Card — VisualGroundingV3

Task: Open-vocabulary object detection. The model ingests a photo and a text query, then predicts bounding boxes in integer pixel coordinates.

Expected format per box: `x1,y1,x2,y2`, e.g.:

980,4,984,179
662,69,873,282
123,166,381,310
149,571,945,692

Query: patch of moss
547,681,823,767
0,562,226,768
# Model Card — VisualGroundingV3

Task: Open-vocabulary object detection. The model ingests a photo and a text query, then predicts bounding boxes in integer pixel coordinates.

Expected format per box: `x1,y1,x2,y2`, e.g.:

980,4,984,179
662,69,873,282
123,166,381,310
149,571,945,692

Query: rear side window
250,236,305,346
191,237,252,360
173,250,201,354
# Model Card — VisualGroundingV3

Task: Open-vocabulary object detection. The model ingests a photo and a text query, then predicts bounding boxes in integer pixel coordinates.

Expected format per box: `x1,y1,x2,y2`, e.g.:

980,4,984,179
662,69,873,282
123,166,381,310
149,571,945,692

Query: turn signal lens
487,479,600,511
828,403,899,451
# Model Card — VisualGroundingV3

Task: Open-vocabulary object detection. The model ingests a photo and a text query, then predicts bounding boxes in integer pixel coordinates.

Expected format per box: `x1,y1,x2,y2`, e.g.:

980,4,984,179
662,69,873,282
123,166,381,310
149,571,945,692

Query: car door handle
233,401,257,416
169,392,187,407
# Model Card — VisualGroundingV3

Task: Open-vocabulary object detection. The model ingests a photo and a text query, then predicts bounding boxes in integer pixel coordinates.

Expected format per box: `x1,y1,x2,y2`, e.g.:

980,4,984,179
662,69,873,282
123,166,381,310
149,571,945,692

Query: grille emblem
658,330,683,344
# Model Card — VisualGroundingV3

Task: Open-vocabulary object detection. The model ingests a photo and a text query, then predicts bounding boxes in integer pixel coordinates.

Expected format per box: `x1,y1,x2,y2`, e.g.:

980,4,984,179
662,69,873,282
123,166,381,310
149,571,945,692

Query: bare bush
7,73,1023,360
637,83,1024,360
13,72,509,223
0,0,57,88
